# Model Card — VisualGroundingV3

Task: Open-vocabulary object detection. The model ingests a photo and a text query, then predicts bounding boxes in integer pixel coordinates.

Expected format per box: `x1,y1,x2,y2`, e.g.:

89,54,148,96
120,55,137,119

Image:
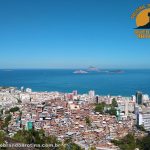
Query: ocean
0,69,150,96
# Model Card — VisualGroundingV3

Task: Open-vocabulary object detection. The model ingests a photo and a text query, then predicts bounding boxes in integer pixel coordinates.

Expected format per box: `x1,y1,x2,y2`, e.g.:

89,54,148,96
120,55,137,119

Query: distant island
73,70,88,74
87,66,100,72
73,66,100,74
73,68,124,74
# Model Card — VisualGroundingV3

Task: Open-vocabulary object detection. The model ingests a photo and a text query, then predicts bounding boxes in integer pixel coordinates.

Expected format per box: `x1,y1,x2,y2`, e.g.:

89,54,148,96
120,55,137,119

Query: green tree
106,107,117,116
9,107,20,113
65,138,83,150
85,116,91,126
89,147,96,150
13,129,63,150
0,131,5,144
136,125,146,132
68,143,83,150
13,130,30,143
137,135,150,150
0,109,3,115
94,102,106,113
5,110,10,114
112,98,118,107
112,134,136,150
3,114,12,129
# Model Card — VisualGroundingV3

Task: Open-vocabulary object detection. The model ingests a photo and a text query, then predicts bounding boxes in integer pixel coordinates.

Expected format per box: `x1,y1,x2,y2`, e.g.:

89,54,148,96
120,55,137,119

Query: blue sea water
0,69,150,96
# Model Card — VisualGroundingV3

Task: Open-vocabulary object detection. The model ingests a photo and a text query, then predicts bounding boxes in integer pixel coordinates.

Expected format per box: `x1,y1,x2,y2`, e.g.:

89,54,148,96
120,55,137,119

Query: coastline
0,69,150,96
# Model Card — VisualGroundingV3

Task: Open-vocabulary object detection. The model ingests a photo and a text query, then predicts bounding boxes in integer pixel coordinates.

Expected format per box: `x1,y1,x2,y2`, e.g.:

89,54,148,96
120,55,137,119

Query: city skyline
0,0,150,69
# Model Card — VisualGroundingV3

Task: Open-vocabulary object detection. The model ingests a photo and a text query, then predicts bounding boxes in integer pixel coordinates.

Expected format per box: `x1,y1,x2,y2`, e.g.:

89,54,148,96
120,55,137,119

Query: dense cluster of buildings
0,87,150,150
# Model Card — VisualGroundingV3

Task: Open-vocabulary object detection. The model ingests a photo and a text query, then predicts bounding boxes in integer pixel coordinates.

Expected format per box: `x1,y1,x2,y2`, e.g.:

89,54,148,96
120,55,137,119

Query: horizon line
1,68,150,70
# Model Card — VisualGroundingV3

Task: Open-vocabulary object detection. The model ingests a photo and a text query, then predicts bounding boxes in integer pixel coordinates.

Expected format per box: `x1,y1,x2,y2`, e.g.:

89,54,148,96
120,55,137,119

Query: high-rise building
136,107,150,131
21,86,24,92
26,88,32,93
89,90,95,97
142,94,149,103
95,95,99,104
134,105,140,115
131,95,136,103
136,91,143,105
137,113,143,126
125,98,129,116
142,113,150,131
72,90,78,96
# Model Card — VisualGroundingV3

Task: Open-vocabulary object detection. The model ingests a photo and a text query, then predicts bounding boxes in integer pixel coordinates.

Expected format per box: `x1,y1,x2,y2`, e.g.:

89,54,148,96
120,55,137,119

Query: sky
0,0,150,69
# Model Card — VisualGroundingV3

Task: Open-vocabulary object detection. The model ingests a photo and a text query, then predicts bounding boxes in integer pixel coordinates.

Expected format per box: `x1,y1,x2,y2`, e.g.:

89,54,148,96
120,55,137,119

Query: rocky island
73,70,88,74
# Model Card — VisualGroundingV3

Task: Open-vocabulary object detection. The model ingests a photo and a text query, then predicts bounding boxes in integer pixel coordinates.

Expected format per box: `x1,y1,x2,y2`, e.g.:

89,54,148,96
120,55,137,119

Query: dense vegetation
3,114,12,128
112,98,118,107
112,133,150,150
136,125,146,132
112,134,136,150
137,135,150,150
95,102,106,113
0,130,5,144
9,107,20,113
106,106,117,116
64,138,83,150
13,129,83,150
94,99,118,116
1,107,20,129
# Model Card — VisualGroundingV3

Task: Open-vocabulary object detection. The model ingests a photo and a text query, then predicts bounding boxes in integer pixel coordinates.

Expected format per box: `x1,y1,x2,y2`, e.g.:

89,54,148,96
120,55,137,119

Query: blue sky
0,0,150,69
